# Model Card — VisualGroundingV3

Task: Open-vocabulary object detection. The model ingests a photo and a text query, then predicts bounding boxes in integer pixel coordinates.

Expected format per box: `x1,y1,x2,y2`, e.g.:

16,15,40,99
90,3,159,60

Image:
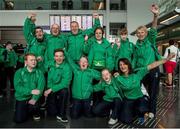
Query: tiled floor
0,83,179,128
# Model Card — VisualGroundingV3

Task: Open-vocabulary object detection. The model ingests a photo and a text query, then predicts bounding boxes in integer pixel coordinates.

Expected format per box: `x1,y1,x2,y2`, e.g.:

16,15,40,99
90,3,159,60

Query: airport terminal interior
0,0,180,128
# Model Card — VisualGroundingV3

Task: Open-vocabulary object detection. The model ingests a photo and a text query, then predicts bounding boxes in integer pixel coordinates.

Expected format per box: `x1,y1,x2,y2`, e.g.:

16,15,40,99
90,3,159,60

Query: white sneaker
56,116,68,123
108,118,118,125
148,112,155,119
33,115,40,120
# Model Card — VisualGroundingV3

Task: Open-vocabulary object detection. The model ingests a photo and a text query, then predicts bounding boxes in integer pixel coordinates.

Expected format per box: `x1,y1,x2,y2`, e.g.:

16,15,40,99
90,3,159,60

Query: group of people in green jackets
8,4,175,126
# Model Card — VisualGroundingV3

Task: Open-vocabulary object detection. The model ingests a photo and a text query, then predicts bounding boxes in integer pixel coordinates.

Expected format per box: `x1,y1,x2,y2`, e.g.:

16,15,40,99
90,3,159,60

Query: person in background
163,39,180,87
115,53,175,124
14,43,25,69
4,41,18,91
132,4,160,118
44,49,72,123
93,69,123,125
14,53,45,123
0,42,8,97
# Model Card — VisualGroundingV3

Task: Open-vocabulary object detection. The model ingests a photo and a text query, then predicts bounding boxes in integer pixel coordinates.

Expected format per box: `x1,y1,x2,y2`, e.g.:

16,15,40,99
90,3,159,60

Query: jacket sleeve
51,65,72,92
112,43,119,59
0,47,6,63
132,49,137,69
93,82,103,92
83,38,94,55
115,76,135,90
64,50,79,73
14,70,32,96
135,67,149,81
91,69,101,80
23,18,36,45
148,28,157,45
83,18,101,37
106,46,114,71
32,71,46,101
88,45,94,68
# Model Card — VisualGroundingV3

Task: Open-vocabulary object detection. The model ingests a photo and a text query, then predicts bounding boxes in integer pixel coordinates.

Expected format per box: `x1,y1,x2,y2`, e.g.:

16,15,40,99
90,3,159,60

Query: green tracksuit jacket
113,38,135,70
0,45,7,63
66,18,100,62
44,33,67,63
47,61,72,92
93,78,123,102
23,18,47,72
115,67,148,99
14,67,45,101
88,38,114,71
65,51,101,99
132,28,161,69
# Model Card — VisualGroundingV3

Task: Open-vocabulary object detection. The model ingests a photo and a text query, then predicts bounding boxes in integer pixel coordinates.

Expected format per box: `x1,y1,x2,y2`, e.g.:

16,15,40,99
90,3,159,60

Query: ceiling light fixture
160,14,179,24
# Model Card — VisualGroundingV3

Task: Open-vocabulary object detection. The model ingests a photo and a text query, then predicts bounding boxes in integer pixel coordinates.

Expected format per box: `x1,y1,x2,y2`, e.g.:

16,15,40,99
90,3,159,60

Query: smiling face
25,55,37,69
54,51,64,65
136,26,148,41
119,61,129,75
120,33,127,41
35,28,44,40
79,57,88,70
95,28,103,41
102,69,111,83
70,21,79,35
120,28,128,41
51,24,60,36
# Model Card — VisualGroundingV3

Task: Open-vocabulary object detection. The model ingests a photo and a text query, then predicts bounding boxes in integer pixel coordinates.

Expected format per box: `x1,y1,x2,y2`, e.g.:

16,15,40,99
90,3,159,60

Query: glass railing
0,0,127,10
0,0,108,10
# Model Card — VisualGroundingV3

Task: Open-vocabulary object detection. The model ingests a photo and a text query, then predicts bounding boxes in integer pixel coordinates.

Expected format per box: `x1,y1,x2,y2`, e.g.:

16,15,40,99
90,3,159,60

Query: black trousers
70,98,92,119
5,67,15,89
93,98,122,119
0,63,6,95
142,67,160,115
120,96,149,124
14,100,40,123
47,88,68,117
